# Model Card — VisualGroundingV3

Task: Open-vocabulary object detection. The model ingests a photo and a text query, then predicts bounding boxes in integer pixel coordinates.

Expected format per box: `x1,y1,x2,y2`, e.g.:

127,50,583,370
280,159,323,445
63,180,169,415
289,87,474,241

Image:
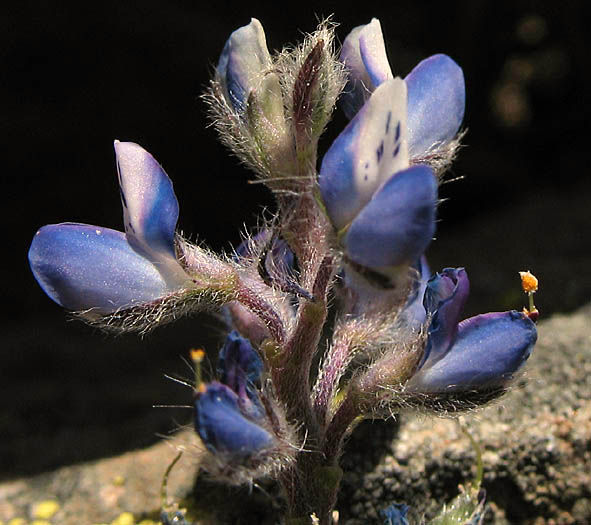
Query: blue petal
217,18,271,112
217,331,265,419
407,311,537,392
421,268,470,366
114,141,179,263
399,256,431,328
344,165,437,268
380,503,410,525
320,78,409,231
359,19,393,87
340,19,393,119
194,382,273,458
28,223,179,313
405,54,465,158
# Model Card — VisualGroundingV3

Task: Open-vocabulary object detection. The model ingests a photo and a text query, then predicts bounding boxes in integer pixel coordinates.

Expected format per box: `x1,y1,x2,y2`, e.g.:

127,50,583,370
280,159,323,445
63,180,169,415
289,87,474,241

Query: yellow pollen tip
197,383,207,394
191,348,205,362
519,270,538,293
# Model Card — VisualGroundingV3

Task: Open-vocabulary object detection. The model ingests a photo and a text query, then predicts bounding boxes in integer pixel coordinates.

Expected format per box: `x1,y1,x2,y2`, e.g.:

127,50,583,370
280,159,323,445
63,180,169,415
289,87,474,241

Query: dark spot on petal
395,121,401,142
377,141,384,162
385,111,392,134
393,144,400,157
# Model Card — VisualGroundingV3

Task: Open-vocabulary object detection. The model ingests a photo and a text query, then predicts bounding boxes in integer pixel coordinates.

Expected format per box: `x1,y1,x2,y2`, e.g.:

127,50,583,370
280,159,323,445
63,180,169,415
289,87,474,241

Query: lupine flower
406,268,537,393
194,332,273,458
194,381,273,458
319,78,437,270
339,18,465,163
380,502,410,525
212,18,296,184
217,330,265,419
28,141,192,315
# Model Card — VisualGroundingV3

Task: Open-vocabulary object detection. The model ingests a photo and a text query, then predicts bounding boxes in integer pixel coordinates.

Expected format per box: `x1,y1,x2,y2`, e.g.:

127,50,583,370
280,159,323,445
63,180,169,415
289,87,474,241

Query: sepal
281,20,347,157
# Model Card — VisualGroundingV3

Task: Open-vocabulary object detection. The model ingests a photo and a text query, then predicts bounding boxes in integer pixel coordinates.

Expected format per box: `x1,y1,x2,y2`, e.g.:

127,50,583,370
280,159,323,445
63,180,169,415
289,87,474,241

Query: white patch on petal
352,78,409,210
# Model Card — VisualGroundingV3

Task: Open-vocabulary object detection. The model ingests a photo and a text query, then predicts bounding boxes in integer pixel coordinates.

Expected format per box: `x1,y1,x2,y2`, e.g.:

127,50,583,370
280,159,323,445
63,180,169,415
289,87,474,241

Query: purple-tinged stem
313,332,354,425
235,285,286,345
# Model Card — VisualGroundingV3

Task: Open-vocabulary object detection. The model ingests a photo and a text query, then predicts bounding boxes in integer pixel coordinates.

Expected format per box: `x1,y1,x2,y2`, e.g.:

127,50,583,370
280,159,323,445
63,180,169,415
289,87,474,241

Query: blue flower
339,18,465,160
217,18,273,112
28,142,191,315
399,255,431,328
194,381,273,458
406,268,537,392
380,502,410,525
194,332,273,458
319,78,437,269
217,330,265,419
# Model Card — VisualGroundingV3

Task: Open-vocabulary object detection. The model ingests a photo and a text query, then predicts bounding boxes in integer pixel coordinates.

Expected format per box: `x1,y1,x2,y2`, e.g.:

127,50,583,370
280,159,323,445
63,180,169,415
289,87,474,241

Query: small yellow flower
32,500,60,520
111,512,134,525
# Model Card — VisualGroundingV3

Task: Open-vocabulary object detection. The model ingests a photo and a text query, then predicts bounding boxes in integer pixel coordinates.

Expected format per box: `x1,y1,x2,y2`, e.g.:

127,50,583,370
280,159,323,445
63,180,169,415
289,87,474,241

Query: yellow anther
519,270,538,293
191,348,206,391
197,382,207,394
190,348,205,362
519,271,539,322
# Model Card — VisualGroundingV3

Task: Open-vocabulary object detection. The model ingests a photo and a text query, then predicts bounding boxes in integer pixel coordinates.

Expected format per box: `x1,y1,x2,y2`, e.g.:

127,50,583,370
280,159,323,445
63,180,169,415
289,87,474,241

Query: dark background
2,1,589,479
